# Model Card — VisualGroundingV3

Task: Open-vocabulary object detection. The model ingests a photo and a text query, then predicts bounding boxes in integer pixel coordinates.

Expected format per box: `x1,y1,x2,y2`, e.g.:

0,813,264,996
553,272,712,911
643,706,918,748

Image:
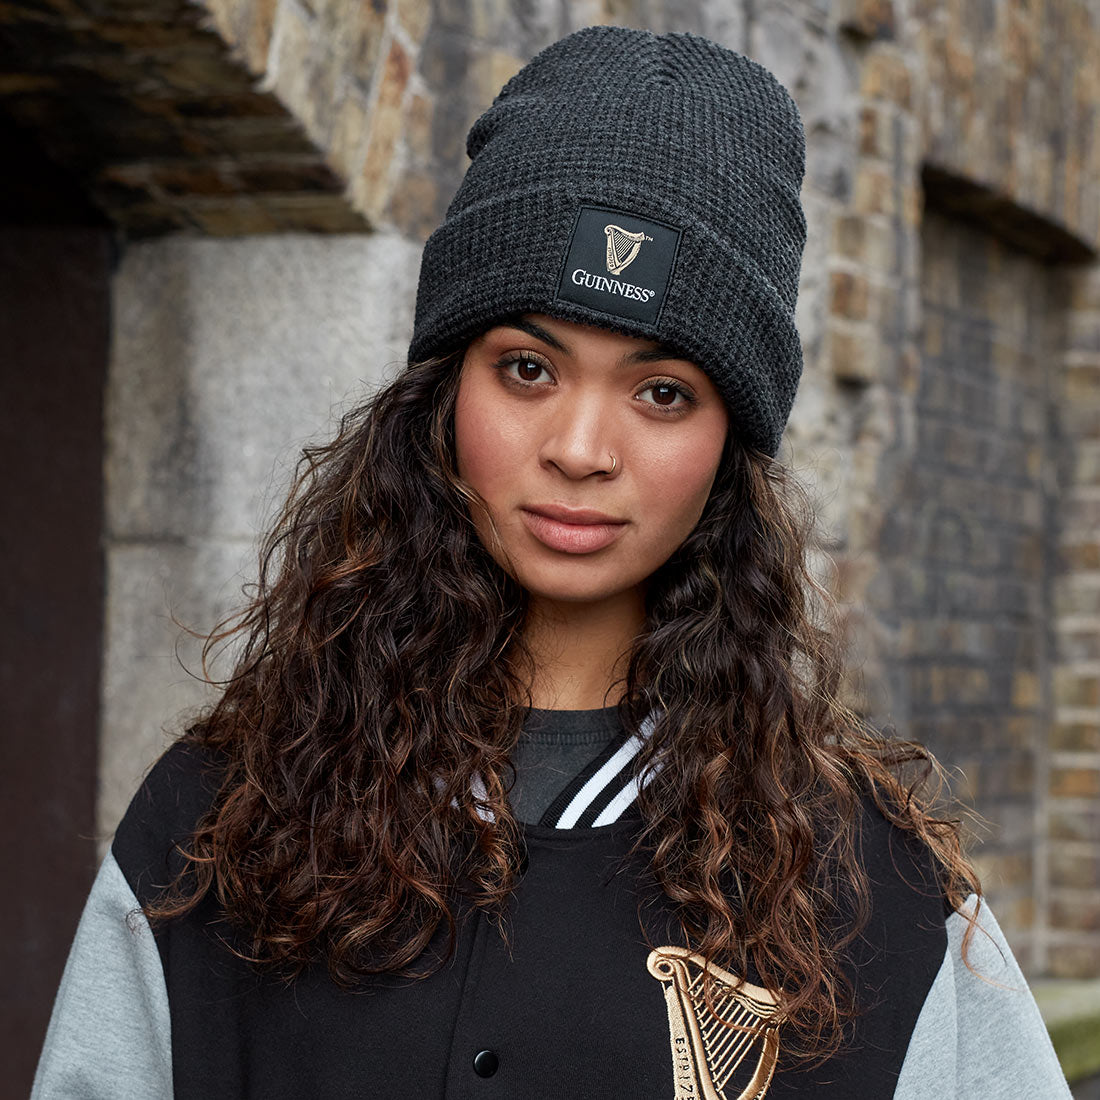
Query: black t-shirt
509,703,623,824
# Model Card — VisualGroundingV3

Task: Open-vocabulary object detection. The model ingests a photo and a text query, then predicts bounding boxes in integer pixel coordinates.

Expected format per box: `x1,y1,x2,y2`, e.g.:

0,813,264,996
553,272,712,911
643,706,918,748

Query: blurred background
2,0,1100,1095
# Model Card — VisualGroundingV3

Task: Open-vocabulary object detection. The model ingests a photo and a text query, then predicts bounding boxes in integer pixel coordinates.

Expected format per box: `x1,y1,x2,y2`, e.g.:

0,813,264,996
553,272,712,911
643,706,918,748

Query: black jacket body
111,743,951,1099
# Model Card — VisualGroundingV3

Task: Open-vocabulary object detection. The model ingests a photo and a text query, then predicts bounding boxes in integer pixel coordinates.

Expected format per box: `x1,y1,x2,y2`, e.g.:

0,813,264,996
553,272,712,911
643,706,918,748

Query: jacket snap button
473,1049,499,1077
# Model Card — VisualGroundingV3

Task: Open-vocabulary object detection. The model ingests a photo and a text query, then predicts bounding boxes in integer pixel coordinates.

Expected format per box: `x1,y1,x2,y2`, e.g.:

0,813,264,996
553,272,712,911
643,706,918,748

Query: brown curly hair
150,340,983,1067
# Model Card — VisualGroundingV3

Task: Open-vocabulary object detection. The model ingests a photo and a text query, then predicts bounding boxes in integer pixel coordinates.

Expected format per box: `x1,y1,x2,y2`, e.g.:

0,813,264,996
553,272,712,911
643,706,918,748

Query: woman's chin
513,568,644,609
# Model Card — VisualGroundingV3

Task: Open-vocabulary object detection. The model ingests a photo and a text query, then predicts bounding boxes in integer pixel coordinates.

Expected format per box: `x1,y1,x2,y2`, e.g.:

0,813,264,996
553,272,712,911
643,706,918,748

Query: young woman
35,25,1071,1100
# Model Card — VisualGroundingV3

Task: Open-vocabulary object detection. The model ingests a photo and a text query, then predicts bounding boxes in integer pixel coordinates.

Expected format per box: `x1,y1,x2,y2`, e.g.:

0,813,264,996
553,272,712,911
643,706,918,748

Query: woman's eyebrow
504,317,570,353
499,317,688,367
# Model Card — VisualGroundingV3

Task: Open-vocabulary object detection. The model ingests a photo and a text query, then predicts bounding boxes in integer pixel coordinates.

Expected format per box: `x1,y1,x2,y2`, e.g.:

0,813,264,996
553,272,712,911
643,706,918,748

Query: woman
34,25,1071,1100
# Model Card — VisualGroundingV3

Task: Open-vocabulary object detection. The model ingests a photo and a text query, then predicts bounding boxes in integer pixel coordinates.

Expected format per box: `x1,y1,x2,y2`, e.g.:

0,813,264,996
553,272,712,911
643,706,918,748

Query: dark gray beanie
408,25,807,458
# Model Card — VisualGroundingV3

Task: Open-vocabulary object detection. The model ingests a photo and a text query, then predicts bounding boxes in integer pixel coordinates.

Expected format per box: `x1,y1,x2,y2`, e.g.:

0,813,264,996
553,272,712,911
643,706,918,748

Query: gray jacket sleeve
32,850,172,1100
894,893,1072,1099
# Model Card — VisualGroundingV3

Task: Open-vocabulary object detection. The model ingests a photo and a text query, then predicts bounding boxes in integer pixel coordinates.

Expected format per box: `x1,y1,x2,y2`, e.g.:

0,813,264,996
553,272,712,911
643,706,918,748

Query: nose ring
608,453,617,474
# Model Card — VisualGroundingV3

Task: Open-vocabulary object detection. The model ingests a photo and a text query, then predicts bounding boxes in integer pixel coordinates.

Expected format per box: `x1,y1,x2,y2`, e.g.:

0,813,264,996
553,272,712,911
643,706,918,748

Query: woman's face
453,313,729,608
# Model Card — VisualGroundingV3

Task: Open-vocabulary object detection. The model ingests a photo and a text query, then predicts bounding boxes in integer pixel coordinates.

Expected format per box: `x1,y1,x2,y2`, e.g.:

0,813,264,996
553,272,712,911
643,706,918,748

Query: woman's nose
537,397,619,479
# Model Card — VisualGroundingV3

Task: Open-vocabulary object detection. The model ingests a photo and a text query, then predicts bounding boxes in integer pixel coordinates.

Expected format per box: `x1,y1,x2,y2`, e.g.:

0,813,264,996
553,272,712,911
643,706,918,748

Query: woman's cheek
455,387,528,541
454,376,497,489
457,414,517,502
636,435,721,511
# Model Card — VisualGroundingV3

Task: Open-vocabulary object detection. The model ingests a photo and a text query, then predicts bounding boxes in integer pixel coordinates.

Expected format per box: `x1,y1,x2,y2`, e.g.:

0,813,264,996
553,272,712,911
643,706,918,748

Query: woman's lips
520,509,627,554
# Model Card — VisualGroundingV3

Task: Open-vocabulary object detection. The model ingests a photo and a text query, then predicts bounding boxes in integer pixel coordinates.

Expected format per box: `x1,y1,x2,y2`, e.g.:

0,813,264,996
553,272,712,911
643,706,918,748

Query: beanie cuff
410,186,801,457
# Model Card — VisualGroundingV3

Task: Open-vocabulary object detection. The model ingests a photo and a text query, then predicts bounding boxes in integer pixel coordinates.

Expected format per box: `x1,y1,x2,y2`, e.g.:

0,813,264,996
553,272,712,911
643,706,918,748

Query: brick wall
877,209,1064,968
1049,265,1100,976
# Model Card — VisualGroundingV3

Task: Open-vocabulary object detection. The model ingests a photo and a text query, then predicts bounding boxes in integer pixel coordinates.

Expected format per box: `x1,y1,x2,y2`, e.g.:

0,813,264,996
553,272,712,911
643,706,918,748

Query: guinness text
571,267,656,303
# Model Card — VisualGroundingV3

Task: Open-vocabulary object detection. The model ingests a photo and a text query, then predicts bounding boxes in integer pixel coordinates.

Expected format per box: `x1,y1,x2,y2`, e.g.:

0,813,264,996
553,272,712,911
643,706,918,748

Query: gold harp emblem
647,947,783,1100
604,224,650,275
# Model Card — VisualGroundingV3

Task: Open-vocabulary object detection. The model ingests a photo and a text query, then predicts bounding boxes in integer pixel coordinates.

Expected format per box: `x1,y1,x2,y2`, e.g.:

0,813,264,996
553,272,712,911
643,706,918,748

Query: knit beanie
408,25,807,458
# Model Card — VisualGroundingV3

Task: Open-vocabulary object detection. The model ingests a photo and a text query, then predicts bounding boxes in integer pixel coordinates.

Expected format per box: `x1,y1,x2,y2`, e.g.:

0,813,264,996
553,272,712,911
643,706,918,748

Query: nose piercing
608,453,617,474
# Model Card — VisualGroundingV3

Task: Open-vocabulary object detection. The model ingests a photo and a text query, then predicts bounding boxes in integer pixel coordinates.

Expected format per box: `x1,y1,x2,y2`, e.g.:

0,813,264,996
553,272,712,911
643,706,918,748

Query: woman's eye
498,354,551,384
639,381,694,411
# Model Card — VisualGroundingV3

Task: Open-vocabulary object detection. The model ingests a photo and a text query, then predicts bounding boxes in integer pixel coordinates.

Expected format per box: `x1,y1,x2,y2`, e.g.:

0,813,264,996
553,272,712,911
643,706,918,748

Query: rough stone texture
5,0,1099,251
99,232,421,841
916,0,1100,250
0,0,364,235
0,0,430,235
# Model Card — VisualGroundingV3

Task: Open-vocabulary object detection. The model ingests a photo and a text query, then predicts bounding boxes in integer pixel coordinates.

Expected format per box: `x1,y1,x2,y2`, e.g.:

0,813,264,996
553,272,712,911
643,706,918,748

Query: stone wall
1050,264,1100,977
99,232,421,836
844,0,1100,973
0,0,364,235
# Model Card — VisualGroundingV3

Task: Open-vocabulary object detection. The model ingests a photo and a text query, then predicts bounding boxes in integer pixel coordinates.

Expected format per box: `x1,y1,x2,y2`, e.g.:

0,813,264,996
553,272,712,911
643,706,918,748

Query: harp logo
647,947,784,1100
604,223,652,275
554,204,682,326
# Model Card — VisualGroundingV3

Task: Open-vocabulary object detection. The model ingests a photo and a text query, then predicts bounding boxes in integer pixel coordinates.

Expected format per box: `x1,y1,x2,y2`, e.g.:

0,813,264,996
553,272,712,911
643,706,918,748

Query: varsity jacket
34,734,1073,1099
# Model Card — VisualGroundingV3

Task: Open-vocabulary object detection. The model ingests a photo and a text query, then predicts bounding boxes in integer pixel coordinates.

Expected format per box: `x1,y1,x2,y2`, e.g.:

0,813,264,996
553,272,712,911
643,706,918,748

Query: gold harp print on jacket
647,947,783,1100
604,224,651,275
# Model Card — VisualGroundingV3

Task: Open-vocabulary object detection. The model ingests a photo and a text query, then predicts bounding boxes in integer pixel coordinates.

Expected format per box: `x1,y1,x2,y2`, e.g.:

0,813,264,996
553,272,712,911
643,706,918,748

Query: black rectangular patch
554,204,682,325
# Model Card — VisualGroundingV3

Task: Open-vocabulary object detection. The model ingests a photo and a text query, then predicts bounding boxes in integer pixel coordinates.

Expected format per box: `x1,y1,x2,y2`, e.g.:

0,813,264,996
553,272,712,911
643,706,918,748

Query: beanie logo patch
555,204,681,326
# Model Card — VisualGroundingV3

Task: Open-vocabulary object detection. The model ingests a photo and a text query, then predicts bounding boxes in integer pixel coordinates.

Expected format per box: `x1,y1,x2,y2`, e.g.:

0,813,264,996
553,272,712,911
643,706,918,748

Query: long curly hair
151,340,982,1066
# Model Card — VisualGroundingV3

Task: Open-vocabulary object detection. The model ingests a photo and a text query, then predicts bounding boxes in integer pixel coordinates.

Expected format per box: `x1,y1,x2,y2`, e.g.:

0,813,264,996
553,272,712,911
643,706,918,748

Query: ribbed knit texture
409,25,808,457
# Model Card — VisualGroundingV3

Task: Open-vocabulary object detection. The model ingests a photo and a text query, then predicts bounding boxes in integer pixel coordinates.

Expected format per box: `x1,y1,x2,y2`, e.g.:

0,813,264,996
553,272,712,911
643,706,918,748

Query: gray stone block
99,231,422,841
